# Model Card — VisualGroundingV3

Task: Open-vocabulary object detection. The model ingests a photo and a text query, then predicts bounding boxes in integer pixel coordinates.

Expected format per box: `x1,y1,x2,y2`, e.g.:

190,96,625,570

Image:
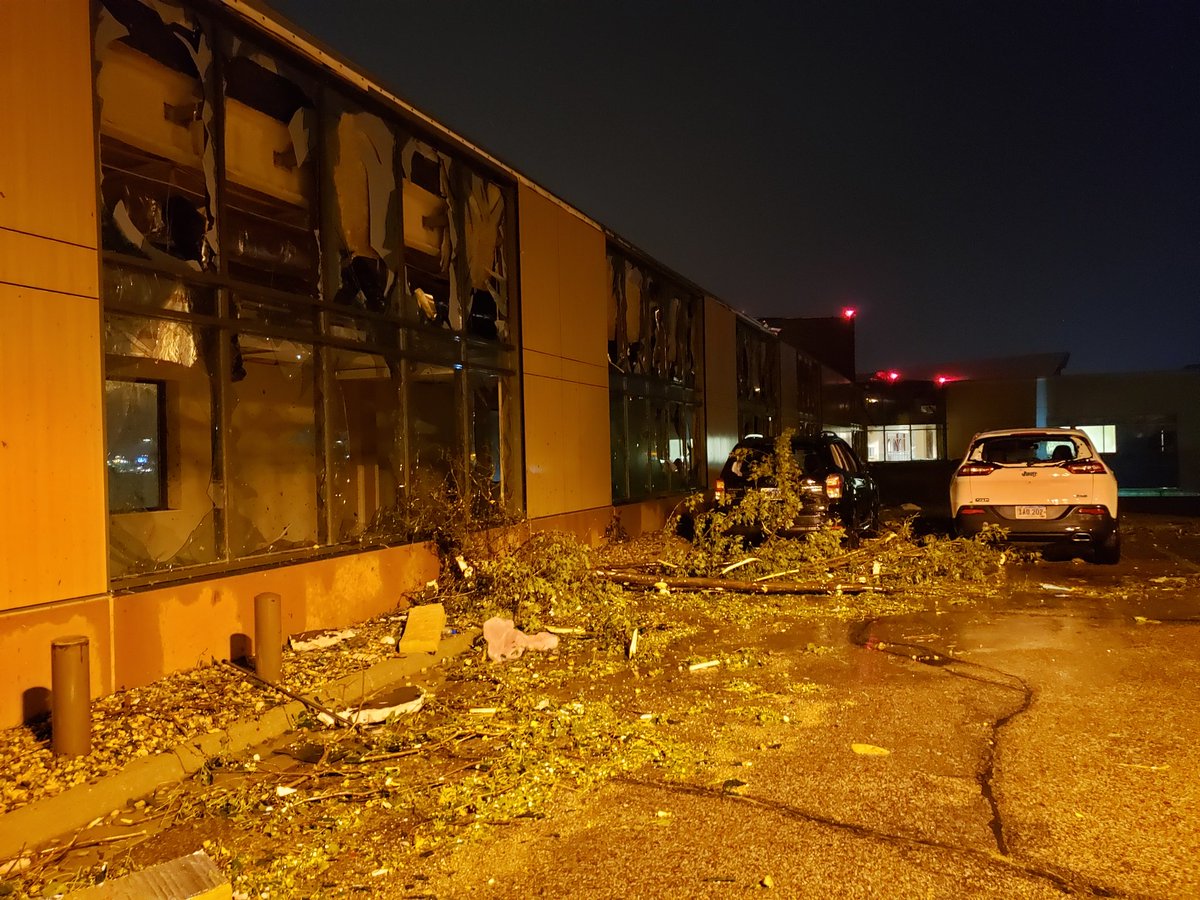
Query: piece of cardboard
397,603,445,655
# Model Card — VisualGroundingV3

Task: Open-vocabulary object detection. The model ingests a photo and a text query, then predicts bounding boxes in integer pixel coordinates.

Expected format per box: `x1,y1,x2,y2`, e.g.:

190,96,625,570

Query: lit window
1076,425,1116,453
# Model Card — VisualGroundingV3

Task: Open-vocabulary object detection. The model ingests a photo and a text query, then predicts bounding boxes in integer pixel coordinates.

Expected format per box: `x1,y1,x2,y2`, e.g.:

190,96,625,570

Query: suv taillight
1064,460,1106,474
956,462,995,477
825,473,843,499
714,478,725,502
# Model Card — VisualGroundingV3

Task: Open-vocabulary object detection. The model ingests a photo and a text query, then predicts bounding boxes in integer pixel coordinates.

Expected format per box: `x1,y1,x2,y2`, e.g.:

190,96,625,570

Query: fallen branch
595,570,883,595
719,557,761,576
753,568,802,583
217,659,359,730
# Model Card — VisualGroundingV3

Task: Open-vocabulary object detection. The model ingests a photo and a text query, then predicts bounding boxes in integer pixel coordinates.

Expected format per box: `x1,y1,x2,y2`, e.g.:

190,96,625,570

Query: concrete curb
0,631,478,860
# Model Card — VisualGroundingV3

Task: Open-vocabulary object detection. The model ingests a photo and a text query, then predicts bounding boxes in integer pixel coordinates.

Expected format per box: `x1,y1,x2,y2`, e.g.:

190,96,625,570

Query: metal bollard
51,635,92,757
254,591,282,682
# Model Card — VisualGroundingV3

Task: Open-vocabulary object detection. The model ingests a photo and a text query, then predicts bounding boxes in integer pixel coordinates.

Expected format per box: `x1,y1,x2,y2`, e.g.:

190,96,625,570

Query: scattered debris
288,628,359,652
482,617,561,663
219,660,358,730
851,743,891,756
720,557,761,575
316,685,425,727
398,603,447,655
688,660,722,672
67,850,226,900
1039,583,1075,592
600,571,882,595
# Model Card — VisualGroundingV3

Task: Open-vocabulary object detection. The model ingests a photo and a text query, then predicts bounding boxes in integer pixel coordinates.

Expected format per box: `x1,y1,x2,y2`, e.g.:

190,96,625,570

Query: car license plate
1016,505,1046,519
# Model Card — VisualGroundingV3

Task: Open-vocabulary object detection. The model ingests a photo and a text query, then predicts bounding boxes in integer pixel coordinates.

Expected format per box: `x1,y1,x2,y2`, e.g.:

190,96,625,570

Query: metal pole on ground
254,591,282,682
51,635,91,757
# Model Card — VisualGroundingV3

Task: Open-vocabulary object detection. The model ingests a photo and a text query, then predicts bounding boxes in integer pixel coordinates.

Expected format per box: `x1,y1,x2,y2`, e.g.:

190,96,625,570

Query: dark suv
714,432,880,537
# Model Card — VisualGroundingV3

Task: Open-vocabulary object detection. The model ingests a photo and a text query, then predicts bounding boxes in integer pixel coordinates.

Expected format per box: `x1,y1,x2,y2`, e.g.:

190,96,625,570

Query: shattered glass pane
626,397,652,498
227,335,318,556
402,138,456,329
465,173,508,341
234,294,317,332
607,254,626,371
469,374,503,519
104,265,214,317
105,313,219,578
328,97,401,315
327,350,404,542
407,361,461,523
222,38,320,295
610,391,628,501
95,0,217,269
497,374,524,517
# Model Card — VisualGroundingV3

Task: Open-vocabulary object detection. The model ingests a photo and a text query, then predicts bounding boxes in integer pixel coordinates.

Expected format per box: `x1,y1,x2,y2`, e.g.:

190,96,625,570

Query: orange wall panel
517,185,562,358
522,373,564,518
0,0,98,249
0,285,108,610
556,211,608,370
519,184,612,517
0,597,113,726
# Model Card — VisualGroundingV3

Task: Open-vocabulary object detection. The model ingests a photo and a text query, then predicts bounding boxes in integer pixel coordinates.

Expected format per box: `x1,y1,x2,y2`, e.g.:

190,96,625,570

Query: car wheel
1095,530,1121,565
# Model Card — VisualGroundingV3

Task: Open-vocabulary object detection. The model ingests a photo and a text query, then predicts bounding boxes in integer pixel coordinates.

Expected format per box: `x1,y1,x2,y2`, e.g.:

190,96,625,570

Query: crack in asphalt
845,618,1088,880
619,777,1126,897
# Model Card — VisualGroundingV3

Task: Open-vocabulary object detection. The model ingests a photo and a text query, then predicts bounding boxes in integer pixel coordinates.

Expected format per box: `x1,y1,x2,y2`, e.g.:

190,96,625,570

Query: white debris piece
482,616,560,662
317,686,425,726
289,629,358,652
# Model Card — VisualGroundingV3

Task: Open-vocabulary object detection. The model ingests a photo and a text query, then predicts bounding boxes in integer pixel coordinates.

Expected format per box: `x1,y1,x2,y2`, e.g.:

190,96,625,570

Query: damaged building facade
0,0,856,727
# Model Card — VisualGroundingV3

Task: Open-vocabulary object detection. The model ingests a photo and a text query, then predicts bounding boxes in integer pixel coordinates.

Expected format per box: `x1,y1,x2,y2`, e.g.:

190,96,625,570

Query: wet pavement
399,515,1200,898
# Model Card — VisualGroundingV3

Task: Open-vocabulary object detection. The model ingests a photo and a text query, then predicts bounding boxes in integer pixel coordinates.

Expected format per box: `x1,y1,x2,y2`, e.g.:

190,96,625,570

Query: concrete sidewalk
0,631,476,861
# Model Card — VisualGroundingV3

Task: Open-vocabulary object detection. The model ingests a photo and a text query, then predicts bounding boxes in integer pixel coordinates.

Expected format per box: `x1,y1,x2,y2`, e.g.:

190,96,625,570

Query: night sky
269,0,1199,375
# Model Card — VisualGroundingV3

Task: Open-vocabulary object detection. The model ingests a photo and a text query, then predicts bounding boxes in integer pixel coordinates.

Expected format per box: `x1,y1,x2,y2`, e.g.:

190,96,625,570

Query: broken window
626,397,652,498
469,374,503,517
104,307,220,579
226,335,318,556
737,320,780,437
95,0,217,269
464,173,509,341
610,389,629,501
93,4,523,580
326,350,404,543
222,38,320,295
607,247,703,501
406,360,462,521
326,95,401,316
402,138,454,328
105,380,166,513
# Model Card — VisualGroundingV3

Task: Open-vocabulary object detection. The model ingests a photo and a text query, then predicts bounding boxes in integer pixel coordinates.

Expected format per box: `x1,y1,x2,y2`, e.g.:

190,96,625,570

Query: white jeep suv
950,427,1120,563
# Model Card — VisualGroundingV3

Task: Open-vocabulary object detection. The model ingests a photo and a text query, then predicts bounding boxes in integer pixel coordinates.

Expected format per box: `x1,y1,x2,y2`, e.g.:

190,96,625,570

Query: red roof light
886,370,901,382
841,307,857,320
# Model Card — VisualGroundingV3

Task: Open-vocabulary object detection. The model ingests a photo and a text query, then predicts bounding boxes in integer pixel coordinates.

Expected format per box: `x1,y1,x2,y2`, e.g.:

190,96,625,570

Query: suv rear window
969,433,1093,465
